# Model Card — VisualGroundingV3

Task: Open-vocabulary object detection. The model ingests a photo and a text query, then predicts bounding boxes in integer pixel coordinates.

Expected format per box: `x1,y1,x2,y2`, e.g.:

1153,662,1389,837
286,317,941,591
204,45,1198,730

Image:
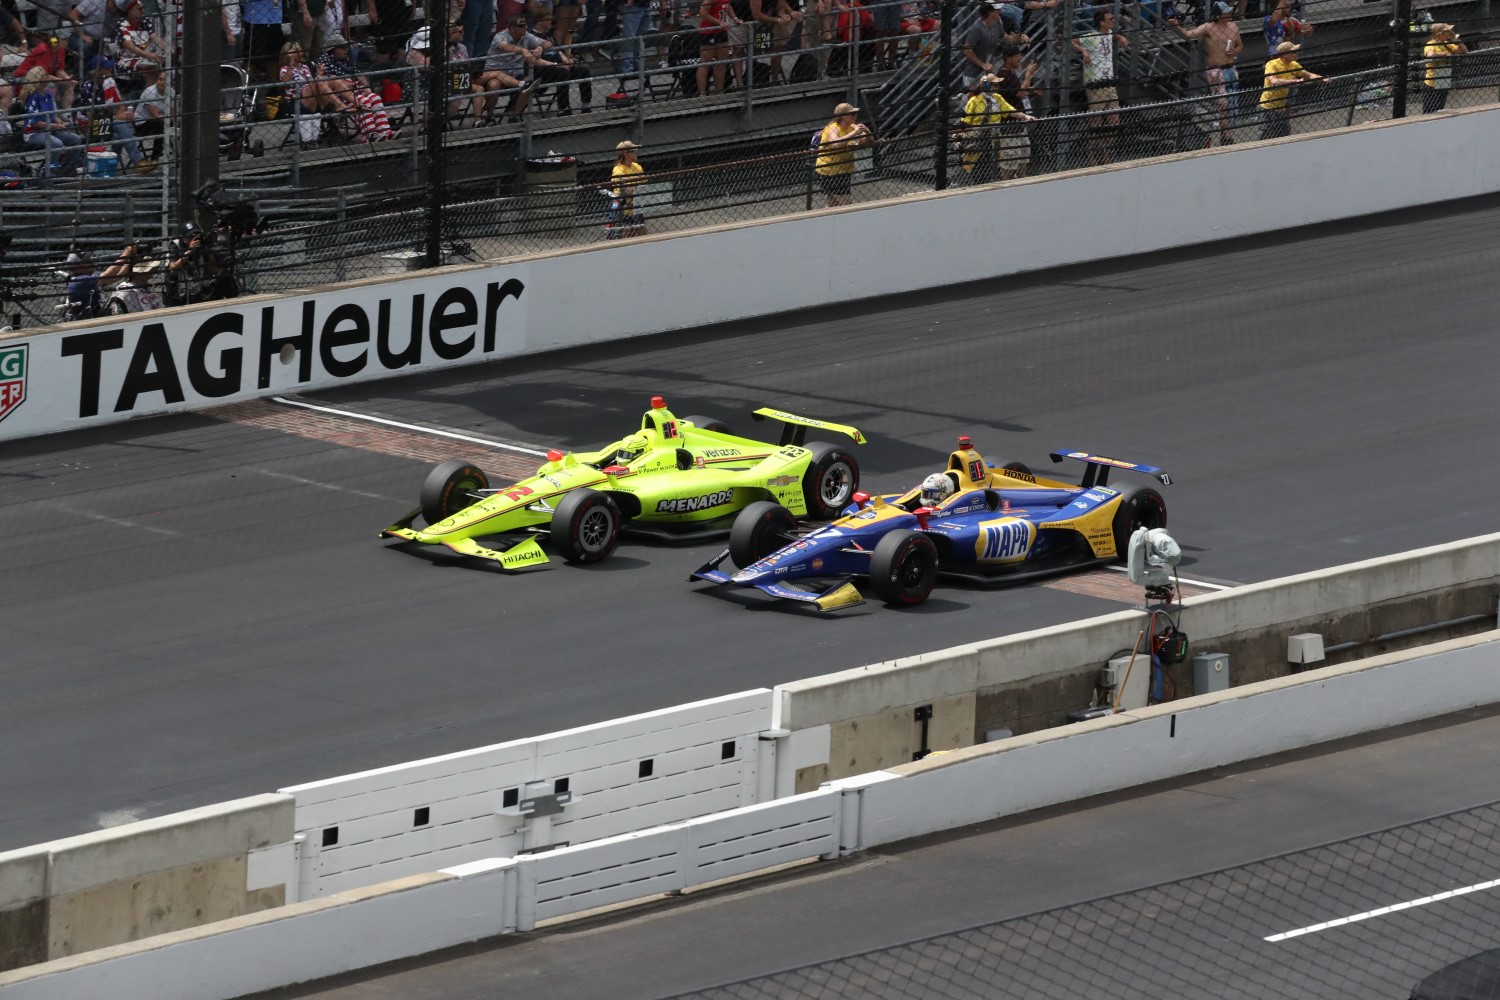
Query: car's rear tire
1111,487,1168,561
730,501,796,569
551,489,622,563
802,442,860,520
869,530,939,606
421,460,490,525
682,414,733,435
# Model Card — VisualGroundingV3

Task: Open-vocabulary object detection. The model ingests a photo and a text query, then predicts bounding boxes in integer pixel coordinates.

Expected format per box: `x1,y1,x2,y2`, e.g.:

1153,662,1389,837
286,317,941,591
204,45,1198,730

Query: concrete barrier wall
0,795,295,972
779,533,1500,787
7,632,1498,1000
5,105,1500,441
851,631,1500,848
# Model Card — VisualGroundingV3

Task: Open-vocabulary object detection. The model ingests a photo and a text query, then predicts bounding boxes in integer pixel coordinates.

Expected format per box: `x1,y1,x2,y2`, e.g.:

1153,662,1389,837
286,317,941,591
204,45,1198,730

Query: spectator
113,1,167,74
553,0,581,46
242,0,285,82
992,44,1037,176
1261,0,1308,56
867,0,899,69
1169,0,1241,146
0,18,26,79
1258,39,1322,139
367,0,415,64
277,41,322,145
813,99,870,207
294,0,336,72
962,2,1024,90
165,223,220,307
529,15,591,113
1422,23,1465,114
832,0,873,75
316,33,365,84
460,0,496,72
606,138,646,238
1072,8,1125,113
750,0,798,84
957,72,1029,184
895,0,935,62
16,34,77,108
19,66,83,176
408,22,485,121
223,0,243,60
132,62,166,159
617,0,654,87
697,0,734,95
63,251,99,321
476,15,539,120
65,0,110,75
76,55,149,171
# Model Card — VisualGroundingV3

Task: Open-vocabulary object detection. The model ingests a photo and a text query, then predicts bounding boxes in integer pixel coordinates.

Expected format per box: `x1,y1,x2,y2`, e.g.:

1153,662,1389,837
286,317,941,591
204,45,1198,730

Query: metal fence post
742,34,755,129
849,13,862,103
335,191,347,282
426,0,452,266
935,0,954,189
1390,0,1412,118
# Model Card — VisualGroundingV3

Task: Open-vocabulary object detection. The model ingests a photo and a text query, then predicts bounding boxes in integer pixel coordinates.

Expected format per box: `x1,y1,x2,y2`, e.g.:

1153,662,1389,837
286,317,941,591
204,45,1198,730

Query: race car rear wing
1048,450,1172,489
751,408,866,447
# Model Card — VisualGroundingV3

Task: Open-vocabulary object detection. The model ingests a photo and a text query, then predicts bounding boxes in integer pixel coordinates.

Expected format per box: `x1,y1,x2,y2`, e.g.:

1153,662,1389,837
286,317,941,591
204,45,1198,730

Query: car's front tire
552,489,623,563
730,501,796,569
420,460,490,525
1111,487,1168,561
869,529,939,606
802,442,860,520
682,413,733,435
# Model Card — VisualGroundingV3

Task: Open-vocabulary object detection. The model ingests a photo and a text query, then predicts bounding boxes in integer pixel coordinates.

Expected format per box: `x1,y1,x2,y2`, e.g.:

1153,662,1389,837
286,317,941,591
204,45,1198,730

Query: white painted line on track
1265,877,1500,942
251,469,399,502
54,503,180,537
1104,564,1234,590
270,396,550,457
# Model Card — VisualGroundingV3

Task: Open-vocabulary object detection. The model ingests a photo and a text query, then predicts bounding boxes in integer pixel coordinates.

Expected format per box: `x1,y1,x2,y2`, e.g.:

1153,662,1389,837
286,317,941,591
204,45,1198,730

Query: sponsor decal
1002,467,1037,484
0,343,26,423
778,446,807,458
503,546,545,562
655,489,735,513
1082,491,1110,503
59,278,525,418
702,448,741,459
767,474,798,488
811,558,824,570
694,456,706,468
977,518,1035,563
1068,452,1137,470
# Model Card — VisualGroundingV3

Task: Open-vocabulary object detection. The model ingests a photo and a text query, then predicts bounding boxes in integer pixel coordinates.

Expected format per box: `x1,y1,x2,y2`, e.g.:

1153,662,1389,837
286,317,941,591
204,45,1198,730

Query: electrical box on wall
1192,652,1230,694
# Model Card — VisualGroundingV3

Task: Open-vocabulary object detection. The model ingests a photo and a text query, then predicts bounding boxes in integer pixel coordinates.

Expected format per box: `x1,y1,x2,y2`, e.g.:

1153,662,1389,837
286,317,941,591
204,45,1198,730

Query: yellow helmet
615,433,650,465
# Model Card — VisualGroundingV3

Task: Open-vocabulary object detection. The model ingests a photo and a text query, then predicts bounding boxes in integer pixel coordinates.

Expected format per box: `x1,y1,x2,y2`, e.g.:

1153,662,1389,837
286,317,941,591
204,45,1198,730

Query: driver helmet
615,432,650,465
919,473,955,506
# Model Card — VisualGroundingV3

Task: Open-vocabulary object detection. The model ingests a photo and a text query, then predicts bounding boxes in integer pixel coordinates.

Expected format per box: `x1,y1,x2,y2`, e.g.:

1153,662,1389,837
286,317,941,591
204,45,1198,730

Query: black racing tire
551,489,622,563
1111,487,1168,562
420,460,490,525
682,413,733,435
868,530,939,607
729,501,796,569
801,442,860,520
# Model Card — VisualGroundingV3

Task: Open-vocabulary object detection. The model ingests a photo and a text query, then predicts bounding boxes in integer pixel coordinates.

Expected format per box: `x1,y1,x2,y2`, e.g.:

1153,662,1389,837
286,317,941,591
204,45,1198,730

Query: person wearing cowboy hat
606,140,647,239
1422,23,1467,114
1258,39,1324,141
814,101,872,208
957,73,1031,185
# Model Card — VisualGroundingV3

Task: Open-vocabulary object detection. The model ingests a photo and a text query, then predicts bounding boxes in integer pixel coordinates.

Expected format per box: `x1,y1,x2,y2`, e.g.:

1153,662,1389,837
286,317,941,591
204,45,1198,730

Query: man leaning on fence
814,100,872,208
1422,23,1466,115
1258,39,1323,141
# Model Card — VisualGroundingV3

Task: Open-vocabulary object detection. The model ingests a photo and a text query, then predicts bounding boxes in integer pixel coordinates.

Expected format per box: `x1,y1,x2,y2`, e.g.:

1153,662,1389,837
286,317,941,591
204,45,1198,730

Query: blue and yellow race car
689,437,1171,610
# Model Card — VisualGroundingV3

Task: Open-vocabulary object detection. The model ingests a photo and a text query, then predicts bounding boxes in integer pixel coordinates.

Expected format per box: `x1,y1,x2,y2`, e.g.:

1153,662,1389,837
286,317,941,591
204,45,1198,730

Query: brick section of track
207,399,540,482
1043,569,1223,603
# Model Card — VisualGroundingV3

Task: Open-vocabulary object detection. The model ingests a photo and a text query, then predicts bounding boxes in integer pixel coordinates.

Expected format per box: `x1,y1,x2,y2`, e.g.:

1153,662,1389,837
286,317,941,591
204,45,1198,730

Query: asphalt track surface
5,196,1500,855
259,706,1500,1000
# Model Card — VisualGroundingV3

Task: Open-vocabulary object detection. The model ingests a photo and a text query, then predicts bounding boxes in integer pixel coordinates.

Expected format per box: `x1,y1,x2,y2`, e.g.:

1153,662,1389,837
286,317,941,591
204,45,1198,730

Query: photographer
164,223,219,307
63,251,100,321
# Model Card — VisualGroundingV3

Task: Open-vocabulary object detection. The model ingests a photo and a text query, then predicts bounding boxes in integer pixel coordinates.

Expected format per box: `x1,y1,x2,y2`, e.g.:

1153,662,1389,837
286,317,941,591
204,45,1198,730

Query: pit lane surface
5,196,1500,851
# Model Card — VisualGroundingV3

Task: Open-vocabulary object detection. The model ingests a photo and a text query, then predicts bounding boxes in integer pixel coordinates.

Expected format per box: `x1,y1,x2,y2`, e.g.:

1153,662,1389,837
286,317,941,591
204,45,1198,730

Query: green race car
381,396,864,569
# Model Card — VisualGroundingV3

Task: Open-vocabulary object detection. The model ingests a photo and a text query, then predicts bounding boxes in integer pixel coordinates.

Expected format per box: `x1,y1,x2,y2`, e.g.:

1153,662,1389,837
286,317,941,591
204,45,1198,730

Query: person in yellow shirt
958,73,1032,184
607,139,647,239
814,101,872,207
1422,23,1467,114
1258,40,1323,140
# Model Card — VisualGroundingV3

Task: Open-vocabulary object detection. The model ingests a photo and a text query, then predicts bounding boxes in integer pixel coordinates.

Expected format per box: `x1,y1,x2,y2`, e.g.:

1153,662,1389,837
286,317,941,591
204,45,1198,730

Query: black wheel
106,298,128,316
420,460,490,525
682,414,733,435
1111,487,1167,561
551,489,622,563
801,442,860,520
729,501,796,569
868,530,939,607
